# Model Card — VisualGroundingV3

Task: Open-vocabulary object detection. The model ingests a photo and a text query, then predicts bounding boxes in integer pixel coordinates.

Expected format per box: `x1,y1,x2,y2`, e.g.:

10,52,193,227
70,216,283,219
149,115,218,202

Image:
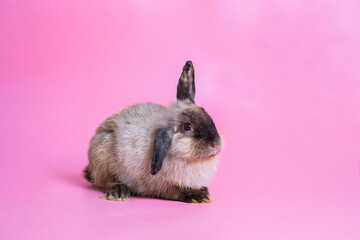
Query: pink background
1,0,360,239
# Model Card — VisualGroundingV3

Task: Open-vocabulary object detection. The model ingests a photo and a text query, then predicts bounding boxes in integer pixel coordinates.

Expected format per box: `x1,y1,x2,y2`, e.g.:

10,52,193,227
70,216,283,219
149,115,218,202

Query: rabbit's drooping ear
151,127,172,175
177,61,195,103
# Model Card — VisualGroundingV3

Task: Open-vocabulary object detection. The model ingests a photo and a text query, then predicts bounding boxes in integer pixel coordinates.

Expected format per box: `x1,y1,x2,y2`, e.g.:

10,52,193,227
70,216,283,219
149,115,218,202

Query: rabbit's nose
211,140,219,148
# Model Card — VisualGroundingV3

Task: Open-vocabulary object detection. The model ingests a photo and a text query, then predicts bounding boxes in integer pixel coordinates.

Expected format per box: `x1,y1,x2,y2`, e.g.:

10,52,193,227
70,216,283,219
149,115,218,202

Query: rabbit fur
85,61,222,203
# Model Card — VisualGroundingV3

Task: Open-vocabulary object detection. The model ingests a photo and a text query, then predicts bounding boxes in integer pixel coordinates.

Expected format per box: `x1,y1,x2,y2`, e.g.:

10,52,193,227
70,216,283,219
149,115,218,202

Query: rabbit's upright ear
177,61,195,103
151,127,172,175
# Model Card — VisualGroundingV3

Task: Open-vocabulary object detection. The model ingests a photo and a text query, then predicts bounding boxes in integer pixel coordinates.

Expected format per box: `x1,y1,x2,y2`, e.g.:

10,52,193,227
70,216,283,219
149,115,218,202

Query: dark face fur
177,107,221,159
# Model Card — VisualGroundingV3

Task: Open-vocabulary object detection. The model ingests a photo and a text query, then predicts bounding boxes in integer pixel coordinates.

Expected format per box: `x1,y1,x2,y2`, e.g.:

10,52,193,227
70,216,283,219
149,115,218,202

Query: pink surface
1,0,360,239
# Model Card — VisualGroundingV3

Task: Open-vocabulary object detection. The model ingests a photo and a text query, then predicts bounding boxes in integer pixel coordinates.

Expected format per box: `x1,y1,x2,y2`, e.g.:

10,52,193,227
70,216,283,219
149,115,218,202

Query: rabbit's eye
183,123,192,132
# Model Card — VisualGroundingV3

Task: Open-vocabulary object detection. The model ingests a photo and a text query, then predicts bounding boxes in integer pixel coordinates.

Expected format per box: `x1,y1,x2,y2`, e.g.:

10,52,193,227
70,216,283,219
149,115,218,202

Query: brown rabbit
84,61,222,203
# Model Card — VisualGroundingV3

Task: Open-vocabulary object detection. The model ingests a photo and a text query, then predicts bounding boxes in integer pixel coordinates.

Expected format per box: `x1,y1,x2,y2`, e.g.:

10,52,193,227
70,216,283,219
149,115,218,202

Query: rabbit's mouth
208,147,221,157
196,146,221,160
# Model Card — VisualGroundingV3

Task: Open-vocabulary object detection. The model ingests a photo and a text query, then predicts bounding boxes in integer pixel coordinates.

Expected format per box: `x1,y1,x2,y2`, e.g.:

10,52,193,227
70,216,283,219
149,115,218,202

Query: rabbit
84,61,222,203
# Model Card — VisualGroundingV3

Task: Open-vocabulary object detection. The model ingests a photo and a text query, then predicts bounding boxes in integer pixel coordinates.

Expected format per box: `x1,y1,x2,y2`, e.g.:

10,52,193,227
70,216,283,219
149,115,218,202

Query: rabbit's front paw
180,188,211,203
100,184,130,201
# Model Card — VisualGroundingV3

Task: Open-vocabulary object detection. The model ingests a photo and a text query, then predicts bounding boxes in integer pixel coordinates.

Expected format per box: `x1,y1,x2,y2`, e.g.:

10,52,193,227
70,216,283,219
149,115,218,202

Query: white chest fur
161,157,219,189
